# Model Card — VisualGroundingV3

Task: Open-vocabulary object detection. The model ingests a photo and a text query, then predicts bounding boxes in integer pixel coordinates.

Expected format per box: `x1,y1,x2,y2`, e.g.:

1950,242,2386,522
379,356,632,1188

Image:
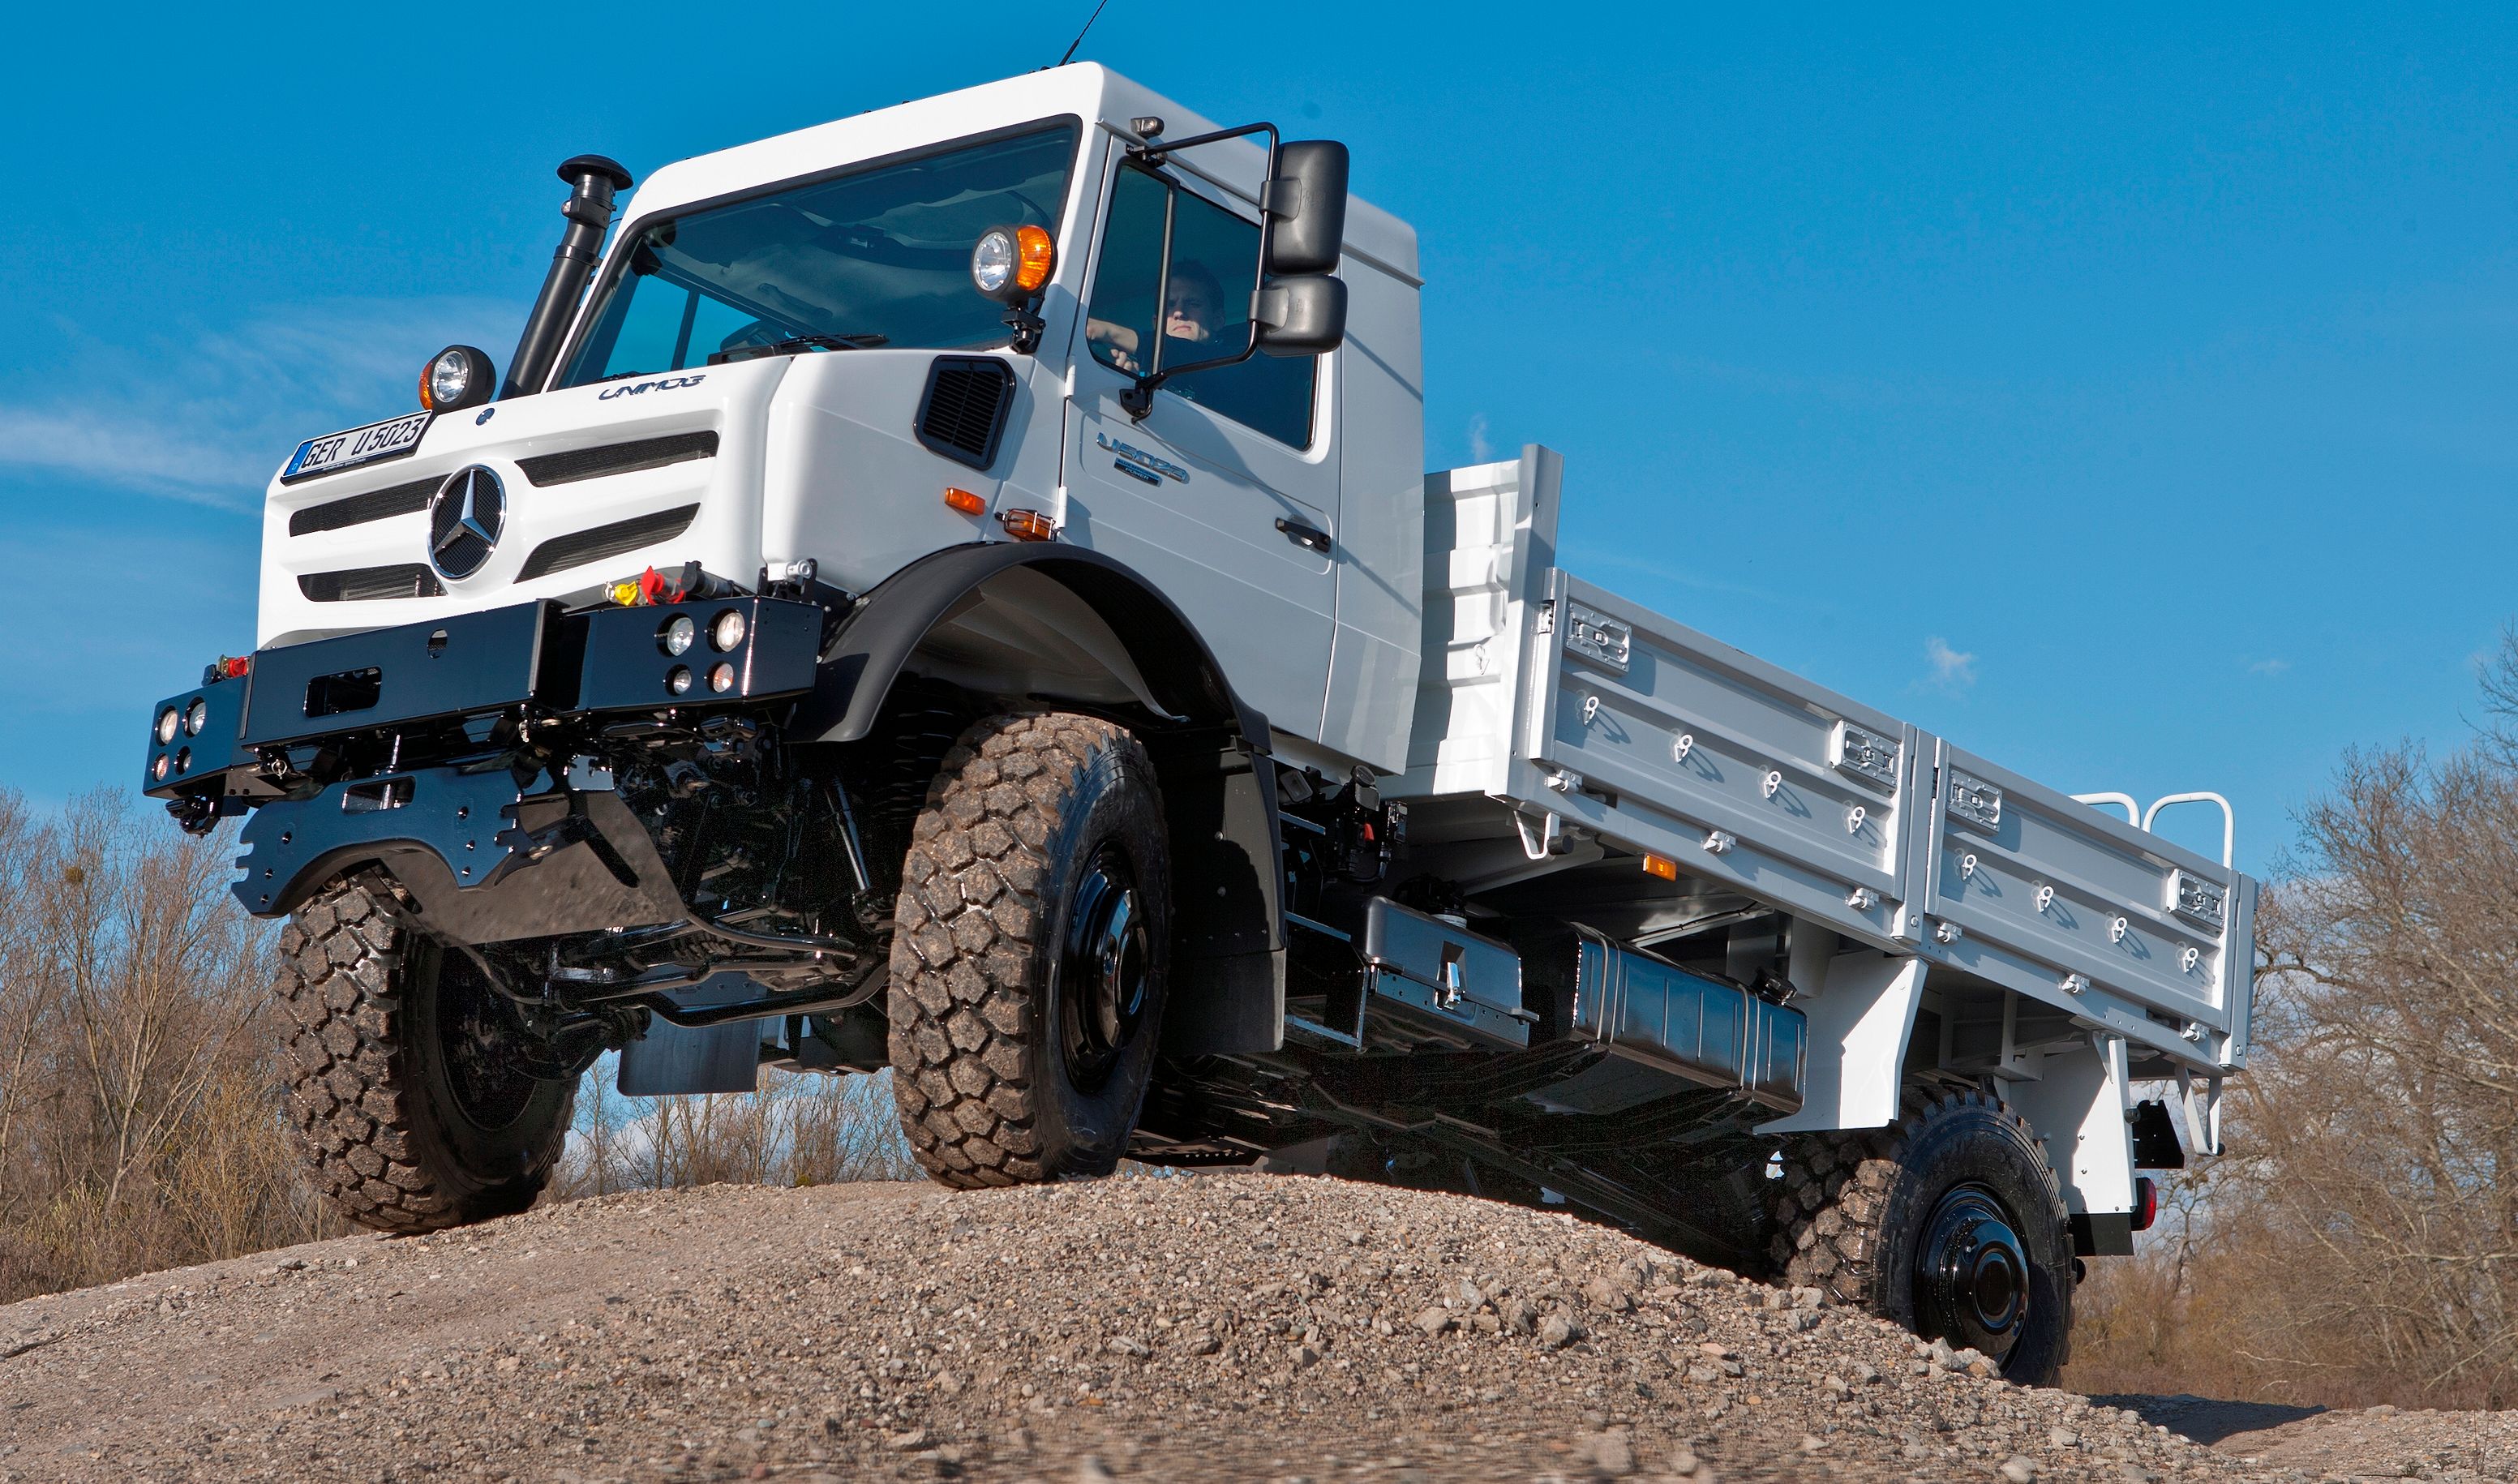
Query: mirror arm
1119,323,1262,419
1118,122,1285,420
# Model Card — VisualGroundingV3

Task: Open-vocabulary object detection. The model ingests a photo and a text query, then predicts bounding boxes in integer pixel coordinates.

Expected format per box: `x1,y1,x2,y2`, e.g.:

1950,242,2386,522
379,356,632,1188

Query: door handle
1275,517,1332,555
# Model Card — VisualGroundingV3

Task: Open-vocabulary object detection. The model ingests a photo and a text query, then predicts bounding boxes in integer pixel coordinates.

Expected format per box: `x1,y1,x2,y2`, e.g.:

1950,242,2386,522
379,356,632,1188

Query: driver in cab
1087,261,1225,375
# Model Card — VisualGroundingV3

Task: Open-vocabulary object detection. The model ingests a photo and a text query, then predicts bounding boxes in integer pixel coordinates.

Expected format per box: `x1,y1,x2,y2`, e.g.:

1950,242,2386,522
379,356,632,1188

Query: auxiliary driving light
156,707,180,744
710,608,746,651
419,345,495,413
667,665,693,696
661,614,697,656
971,224,1054,303
151,754,169,782
707,662,736,693
184,698,208,736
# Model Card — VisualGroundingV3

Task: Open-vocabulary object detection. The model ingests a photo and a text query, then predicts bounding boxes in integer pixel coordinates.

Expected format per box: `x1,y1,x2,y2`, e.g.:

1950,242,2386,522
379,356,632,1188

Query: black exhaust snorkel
500,153,634,400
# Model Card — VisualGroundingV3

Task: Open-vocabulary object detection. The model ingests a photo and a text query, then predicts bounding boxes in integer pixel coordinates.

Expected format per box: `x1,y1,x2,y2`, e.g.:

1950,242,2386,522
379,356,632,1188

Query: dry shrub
0,787,340,1302
559,1056,918,1196
2066,631,2518,1409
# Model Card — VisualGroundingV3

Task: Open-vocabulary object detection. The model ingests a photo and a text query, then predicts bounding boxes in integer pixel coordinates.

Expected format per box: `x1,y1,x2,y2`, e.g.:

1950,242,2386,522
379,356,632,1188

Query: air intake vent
514,504,700,582
288,476,439,536
516,431,719,487
299,565,445,603
914,357,1017,470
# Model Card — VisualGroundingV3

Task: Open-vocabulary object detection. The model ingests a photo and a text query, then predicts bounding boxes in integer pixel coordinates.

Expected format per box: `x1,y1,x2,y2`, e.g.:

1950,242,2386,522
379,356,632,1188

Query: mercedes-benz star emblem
427,465,504,580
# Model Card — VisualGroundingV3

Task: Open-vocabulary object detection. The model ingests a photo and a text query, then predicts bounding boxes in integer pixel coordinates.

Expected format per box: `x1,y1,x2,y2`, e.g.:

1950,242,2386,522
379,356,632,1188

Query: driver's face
1165,281,1215,341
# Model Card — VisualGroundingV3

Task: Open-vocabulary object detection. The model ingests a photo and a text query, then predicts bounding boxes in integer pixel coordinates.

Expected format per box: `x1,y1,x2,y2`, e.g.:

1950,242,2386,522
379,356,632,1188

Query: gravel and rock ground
0,1174,2502,1482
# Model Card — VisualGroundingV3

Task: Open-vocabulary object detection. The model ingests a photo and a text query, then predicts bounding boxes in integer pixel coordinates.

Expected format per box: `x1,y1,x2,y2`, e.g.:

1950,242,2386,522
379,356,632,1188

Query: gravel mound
0,1173,2477,1481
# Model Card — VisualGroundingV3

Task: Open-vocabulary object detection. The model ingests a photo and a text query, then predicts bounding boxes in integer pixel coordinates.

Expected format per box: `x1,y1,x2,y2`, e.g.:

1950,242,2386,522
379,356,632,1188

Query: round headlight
971,224,1054,304
707,663,736,693
419,345,495,413
666,665,693,696
156,707,181,744
173,747,191,775
661,614,697,656
710,609,747,651
184,698,208,736
971,229,1017,298
151,753,169,782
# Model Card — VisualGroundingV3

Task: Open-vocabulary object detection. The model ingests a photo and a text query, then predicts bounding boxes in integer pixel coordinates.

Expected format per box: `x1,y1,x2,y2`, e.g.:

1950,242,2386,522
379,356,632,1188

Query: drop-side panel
1522,571,1920,950
1921,744,2240,1040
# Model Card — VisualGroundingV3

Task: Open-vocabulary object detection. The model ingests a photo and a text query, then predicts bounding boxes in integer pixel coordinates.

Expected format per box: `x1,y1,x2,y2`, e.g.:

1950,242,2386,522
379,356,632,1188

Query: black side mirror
1263,140,1349,277
1255,277,1347,356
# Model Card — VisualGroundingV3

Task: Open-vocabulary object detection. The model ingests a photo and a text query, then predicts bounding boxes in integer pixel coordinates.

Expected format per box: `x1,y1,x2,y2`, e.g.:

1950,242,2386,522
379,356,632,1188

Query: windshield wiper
708,332,888,365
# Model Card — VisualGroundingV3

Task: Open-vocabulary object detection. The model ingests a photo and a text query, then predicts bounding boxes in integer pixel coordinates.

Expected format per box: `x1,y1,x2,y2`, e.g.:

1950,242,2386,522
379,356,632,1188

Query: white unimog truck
143,66,2254,1384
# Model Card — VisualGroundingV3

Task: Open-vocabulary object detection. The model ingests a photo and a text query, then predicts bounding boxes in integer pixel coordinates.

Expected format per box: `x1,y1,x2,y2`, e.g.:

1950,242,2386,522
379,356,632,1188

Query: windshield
559,122,1078,387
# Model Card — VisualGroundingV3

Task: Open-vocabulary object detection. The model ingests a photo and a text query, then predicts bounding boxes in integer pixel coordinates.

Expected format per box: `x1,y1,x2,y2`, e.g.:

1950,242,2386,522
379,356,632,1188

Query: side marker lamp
943,487,987,516
998,508,1057,543
1641,853,1679,881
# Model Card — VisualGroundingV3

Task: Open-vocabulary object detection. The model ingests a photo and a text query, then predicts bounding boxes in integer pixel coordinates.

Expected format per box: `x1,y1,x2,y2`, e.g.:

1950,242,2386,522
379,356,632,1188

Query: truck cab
255,66,1423,774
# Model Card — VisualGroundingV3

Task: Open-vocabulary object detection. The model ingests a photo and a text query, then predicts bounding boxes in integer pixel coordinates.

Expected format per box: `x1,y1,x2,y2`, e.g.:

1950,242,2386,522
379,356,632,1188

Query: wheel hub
1914,1184,2031,1360
434,948,539,1131
1058,844,1150,1093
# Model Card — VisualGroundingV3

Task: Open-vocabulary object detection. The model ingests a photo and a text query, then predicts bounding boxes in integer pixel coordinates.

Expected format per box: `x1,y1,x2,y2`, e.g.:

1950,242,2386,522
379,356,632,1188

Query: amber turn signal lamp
1641,853,1679,881
998,508,1057,542
1010,225,1055,295
943,487,987,516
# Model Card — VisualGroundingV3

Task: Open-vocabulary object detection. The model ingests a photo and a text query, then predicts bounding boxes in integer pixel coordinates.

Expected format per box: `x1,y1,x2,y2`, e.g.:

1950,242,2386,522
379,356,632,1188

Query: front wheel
1769,1088,2076,1385
888,712,1172,1188
277,880,574,1232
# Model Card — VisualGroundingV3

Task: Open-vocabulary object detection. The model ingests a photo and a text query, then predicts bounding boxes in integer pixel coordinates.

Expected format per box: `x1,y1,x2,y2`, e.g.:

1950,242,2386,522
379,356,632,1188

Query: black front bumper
144,595,824,934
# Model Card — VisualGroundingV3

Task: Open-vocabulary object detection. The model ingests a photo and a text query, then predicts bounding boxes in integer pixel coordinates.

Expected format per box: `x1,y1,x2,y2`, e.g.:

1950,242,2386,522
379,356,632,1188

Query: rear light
2131,1176,2159,1233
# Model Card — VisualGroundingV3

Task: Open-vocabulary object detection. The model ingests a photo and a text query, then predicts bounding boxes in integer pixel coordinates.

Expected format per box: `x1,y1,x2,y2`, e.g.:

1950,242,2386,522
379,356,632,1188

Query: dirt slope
0,1175,2499,1482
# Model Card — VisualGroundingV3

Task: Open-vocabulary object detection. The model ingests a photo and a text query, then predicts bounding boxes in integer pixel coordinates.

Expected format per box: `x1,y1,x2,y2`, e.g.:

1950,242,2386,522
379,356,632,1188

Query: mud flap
618,977,770,1096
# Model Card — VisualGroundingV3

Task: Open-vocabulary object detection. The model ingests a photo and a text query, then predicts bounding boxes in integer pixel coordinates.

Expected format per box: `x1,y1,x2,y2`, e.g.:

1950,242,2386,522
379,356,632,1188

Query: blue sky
6,6,2514,876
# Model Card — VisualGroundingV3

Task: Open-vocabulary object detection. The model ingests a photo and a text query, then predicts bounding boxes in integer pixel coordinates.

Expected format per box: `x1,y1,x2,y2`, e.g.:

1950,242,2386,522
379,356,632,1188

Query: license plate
281,410,434,483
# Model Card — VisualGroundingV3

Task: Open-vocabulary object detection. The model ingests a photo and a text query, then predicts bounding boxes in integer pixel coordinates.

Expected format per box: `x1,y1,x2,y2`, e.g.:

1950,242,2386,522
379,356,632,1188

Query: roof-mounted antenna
1057,0,1113,66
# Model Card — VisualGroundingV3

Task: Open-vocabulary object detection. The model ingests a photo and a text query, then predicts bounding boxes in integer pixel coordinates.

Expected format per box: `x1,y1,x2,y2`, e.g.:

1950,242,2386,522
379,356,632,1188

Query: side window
1083,165,1320,449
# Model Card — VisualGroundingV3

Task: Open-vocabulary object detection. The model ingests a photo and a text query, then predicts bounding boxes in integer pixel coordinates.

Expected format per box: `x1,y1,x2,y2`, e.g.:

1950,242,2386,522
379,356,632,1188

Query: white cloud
1467,412,1492,462
2249,658,2292,676
0,295,521,507
1925,636,1978,691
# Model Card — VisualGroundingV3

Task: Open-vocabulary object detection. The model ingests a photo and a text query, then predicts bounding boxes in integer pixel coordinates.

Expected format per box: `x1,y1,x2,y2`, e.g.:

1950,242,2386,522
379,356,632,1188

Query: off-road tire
276,879,574,1233
888,712,1171,1189
1769,1087,2075,1385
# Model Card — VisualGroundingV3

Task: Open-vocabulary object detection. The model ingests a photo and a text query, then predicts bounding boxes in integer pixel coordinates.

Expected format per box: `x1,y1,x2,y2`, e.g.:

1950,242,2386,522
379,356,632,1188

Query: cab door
1062,148,1338,744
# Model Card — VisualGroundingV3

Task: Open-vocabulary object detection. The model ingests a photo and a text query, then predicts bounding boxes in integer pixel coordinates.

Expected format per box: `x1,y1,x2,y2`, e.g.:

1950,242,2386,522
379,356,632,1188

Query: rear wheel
887,712,1171,1188
277,879,573,1232
1768,1087,2075,1385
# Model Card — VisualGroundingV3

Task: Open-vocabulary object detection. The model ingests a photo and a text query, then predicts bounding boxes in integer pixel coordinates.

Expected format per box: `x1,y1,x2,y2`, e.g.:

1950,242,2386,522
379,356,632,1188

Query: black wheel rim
1058,843,1151,1095
1913,1182,2031,1361
431,946,540,1132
